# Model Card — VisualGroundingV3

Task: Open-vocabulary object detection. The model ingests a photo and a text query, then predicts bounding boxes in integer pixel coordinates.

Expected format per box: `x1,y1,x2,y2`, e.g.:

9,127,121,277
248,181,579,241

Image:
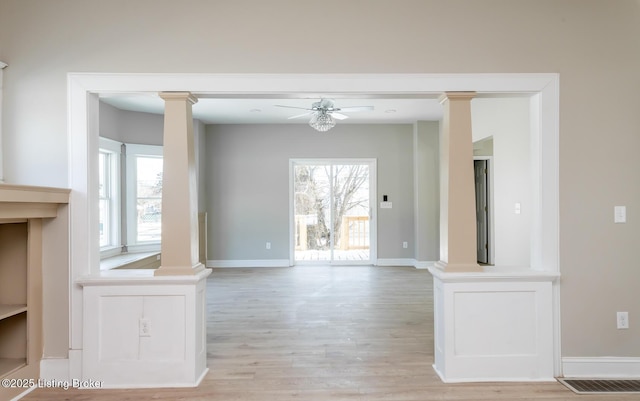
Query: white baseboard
376,258,416,267
376,259,435,269
433,364,554,383
40,358,70,381
207,259,435,269
207,259,290,268
69,349,82,381
414,260,436,269
96,367,209,389
562,357,640,378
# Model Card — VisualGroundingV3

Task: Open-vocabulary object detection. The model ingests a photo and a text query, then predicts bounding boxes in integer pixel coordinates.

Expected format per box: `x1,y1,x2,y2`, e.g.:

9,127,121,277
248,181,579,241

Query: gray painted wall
205,124,420,261
414,121,440,262
194,119,207,213
99,101,163,146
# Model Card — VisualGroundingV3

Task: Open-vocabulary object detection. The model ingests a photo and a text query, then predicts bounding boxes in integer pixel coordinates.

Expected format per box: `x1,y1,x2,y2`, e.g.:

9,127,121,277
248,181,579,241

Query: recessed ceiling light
385,109,397,113
249,108,262,113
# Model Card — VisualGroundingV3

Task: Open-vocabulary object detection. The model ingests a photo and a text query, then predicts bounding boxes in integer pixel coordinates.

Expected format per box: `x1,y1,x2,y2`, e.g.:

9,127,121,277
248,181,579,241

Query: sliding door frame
289,158,377,265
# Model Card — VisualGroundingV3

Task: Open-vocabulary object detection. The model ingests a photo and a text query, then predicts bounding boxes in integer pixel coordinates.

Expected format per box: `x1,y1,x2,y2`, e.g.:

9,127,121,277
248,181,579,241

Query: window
126,144,163,249
98,138,121,252
134,155,163,242
99,140,163,257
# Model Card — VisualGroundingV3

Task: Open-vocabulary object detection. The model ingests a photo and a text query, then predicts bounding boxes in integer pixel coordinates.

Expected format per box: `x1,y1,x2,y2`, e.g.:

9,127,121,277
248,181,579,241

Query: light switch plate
380,202,392,209
614,206,626,223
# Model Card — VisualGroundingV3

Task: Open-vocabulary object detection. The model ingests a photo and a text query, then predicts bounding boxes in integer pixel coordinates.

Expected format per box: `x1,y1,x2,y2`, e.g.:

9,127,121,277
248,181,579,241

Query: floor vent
559,378,640,394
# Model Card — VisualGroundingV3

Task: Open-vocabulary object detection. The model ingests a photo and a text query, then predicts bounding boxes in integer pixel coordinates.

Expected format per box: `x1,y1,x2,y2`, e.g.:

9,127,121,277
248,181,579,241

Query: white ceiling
99,94,444,125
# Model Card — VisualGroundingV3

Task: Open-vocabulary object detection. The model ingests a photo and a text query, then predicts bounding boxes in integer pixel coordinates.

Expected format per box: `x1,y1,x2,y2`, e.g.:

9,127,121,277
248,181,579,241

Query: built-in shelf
0,305,27,321
0,184,69,400
0,358,26,377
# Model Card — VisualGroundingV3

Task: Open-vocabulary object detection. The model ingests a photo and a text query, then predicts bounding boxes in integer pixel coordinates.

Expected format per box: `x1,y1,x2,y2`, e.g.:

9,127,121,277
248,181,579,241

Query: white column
156,92,204,276
435,92,481,272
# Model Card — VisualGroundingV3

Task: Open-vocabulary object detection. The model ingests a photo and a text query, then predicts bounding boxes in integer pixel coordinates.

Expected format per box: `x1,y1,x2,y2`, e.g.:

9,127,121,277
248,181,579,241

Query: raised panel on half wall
99,296,142,361
140,295,185,361
453,291,537,356
432,276,556,382
96,295,186,363
83,284,201,387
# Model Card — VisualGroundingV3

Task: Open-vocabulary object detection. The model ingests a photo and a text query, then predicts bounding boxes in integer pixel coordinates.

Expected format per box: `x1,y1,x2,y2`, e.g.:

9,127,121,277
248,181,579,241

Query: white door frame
68,72,560,377
289,158,377,266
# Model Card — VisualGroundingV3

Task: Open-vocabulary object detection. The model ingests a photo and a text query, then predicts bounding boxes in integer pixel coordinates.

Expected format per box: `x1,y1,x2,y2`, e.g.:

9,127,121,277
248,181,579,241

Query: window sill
100,251,161,271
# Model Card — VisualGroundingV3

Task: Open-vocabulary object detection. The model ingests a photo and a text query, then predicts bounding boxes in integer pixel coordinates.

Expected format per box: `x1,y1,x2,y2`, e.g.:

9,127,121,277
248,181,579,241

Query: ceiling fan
276,99,374,132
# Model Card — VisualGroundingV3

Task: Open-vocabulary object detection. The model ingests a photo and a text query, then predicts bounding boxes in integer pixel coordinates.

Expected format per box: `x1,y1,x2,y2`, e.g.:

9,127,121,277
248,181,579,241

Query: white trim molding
68,72,560,384
376,258,416,267
414,260,436,269
40,358,70,382
562,357,640,378
207,259,290,268
375,259,436,269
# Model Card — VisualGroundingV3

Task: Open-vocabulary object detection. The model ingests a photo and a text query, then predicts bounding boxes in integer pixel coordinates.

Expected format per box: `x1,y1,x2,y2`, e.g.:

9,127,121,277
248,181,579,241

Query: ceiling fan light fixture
309,111,336,132
276,98,373,131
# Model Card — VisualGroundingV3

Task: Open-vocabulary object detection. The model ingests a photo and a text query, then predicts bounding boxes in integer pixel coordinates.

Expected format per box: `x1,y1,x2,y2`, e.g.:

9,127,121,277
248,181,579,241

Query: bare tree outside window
294,164,369,252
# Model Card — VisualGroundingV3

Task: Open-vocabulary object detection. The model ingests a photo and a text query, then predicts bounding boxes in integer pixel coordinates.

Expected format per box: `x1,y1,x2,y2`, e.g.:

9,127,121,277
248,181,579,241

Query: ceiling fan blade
331,112,349,120
275,104,313,111
336,106,374,113
287,112,313,120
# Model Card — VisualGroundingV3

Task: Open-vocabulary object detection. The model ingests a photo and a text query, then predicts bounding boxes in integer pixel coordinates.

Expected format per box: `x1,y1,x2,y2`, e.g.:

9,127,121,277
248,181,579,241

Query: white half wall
430,267,559,382
78,270,210,388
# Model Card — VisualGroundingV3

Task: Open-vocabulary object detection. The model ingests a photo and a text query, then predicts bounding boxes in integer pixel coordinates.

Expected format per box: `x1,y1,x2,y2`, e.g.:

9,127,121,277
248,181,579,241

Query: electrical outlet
139,318,151,337
266,242,271,250
403,241,408,249
617,312,629,329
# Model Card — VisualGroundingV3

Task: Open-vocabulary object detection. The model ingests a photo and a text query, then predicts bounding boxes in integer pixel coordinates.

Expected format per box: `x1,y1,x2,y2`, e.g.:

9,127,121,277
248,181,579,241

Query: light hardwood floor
24,266,631,400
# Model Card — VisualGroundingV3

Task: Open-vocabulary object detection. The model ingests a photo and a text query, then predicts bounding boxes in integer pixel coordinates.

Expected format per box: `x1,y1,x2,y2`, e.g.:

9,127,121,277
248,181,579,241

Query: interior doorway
69,72,560,378
474,157,493,265
291,159,376,265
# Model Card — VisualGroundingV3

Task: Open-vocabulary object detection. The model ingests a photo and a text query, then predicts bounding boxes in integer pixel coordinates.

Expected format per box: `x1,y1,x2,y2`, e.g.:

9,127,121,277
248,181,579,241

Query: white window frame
98,137,122,258
125,143,163,252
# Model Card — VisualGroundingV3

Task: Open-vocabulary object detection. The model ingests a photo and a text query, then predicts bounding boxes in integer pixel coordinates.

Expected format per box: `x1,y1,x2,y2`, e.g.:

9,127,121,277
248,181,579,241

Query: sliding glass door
291,159,376,265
